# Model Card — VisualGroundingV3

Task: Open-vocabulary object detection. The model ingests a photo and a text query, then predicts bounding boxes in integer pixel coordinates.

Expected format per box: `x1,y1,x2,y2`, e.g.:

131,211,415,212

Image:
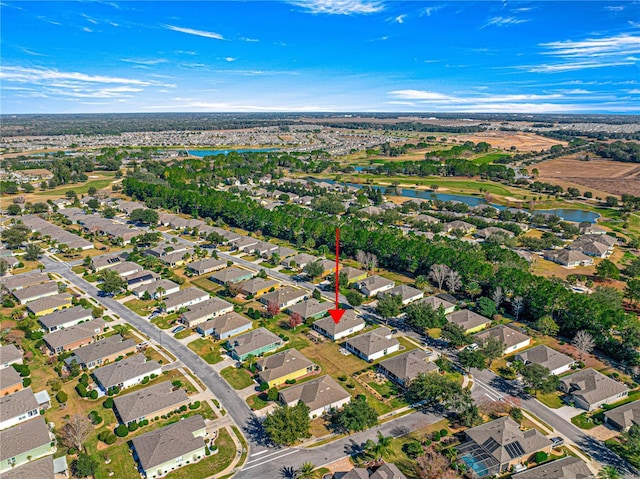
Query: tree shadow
279,465,297,479
243,416,274,447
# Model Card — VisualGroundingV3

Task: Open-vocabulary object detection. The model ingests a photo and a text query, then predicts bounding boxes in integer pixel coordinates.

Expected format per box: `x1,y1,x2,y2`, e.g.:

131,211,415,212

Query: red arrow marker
328,227,345,324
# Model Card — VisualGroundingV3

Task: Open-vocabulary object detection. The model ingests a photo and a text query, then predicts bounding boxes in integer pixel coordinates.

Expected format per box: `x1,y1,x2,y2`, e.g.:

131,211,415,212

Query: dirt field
536,157,640,197
454,131,566,152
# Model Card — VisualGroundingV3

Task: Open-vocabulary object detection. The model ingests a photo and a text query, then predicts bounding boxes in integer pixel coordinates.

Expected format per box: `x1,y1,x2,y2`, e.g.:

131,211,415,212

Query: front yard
188,338,224,364
220,366,255,390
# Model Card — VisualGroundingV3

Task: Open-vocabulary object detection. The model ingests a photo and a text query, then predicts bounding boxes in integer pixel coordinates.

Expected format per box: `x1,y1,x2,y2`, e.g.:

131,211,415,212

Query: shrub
432,431,441,441
439,429,448,437
189,401,201,410
338,374,347,382
150,373,158,379
76,383,88,398
98,431,110,442
22,377,32,387
403,441,423,458
172,380,183,388
79,374,89,386
141,419,149,426
56,391,68,403
510,407,524,424
128,422,138,432
105,434,117,445
259,382,269,391
180,405,188,412
141,376,149,385
103,397,114,409
267,388,279,401
114,425,129,437
89,390,98,400
534,451,548,463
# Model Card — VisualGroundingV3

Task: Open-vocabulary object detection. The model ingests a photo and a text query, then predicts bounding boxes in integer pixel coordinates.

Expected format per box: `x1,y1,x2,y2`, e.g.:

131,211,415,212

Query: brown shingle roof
511,456,592,479
378,350,438,385
473,325,530,350
279,375,350,412
446,309,491,332
257,349,313,384
345,328,399,358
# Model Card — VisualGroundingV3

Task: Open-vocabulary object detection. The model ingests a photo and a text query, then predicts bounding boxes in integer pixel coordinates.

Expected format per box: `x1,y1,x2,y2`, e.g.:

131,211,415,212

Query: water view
187,148,278,157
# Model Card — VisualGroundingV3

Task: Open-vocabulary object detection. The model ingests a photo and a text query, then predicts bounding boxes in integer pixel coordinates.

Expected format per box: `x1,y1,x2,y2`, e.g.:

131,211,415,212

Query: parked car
550,437,564,448
149,311,160,320
172,325,185,334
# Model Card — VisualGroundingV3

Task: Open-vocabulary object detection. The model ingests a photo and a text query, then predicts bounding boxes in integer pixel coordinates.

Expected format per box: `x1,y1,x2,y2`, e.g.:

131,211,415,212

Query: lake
186,148,278,157
316,179,600,223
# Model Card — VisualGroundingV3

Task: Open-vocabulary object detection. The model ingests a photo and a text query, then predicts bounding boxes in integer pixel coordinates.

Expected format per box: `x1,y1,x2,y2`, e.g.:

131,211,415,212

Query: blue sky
1,1,639,114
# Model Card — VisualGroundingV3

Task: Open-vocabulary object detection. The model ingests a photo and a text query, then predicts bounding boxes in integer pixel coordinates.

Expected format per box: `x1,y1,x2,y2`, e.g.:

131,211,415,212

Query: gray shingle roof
38,305,92,331
71,335,137,366
560,368,629,407
287,298,331,319
465,416,552,464
197,312,252,337
0,366,23,389
210,266,253,283
227,328,281,357
131,414,206,471
345,328,399,358
43,318,105,351
164,287,209,310
378,350,438,385
257,349,313,384
0,417,52,462
1,454,55,479
0,344,22,366
237,277,279,295
260,286,307,306
113,381,189,424
0,271,48,291
511,456,593,479
181,296,233,324
26,293,72,315
515,345,574,373
0,388,39,423
313,310,365,337
187,258,227,274
92,354,161,390
417,295,455,311
603,399,640,431
473,325,531,350
13,282,58,303
279,375,350,412
370,462,408,479
446,309,491,332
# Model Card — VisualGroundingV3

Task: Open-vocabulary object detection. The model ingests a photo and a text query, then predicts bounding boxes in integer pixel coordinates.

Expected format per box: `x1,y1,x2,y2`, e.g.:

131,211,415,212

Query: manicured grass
536,391,564,409
367,379,399,397
93,441,139,479
35,178,115,197
571,412,598,430
190,276,222,293
188,338,224,364
175,329,194,340
151,313,179,330
124,298,155,317
221,366,255,390
472,152,511,165
247,393,270,410
165,427,236,479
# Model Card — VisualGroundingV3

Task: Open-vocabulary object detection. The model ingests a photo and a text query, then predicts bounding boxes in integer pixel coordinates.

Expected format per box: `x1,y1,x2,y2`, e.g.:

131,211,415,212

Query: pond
315,179,600,223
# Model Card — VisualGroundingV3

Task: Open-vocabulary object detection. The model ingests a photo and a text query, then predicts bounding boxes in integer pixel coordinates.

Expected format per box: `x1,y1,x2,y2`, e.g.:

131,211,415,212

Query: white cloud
288,0,384,15
141,100,337,112
121,58,168,66
420,4,446,17
605,5,625,11
388,14,406,24
527,60,635,73
541,34,640,58
225,57,236,62
82,27,93,33
628,89,640,94
481,16,528,28
0,66,152,85
164,24,224,40
389,89,562,105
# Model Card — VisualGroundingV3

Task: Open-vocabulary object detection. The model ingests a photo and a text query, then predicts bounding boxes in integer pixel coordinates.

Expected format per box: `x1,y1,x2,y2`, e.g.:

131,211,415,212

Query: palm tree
364,431,393,460
295,462,317,479
598,466,621,479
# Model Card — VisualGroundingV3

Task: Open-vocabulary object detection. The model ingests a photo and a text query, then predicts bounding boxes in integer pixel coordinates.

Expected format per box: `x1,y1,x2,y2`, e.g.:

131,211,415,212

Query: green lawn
188,338,224,364
124,298,155,317
152,313,179,330
571,412,599,430
190,277,222,293
367,379,399,398
165,427,236,479
221,366,255,390
535,391,564,409
175,329,194,340
35,178,115,197
247,393,270,410
472,152,511,165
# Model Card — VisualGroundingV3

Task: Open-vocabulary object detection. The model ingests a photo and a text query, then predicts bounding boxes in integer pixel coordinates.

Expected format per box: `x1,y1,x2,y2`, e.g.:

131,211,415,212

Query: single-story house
163,288,210,313
380,284,424,305
132,279,180,299
445,220,476,234
259,286,308,309
0,344,23,370
262,246,296,260
209,267,254,285
0,417,55,473
456,416,552,477
126,270,161,289
0,388,40,431
91,252,127,271
514,345,575,376
236,278,279,298
0,367,23,396
446,309,491,334
93,354,162,392
0,271,47,291
248,241,278,256
559,368,629,411
543,249,594,267
569,238,611,258
113,381,189,425
68,334,137,370
38,305,92,333
334,266,366,285
226,327,283,361
1,454,59,479
256,349,314,388
130,414,208,479
356,276,395,297
196,312,253,340
603,399,640,432
417,296,456,314
377,350,439,388
26,293,73,317
473,325,532,355
344,327,400,362
511,456,592,479
187,258,227,276
145,243,191,258
287,298,331,322
13,282,58,305
313,310,366,341
279,375,351,418
43,318,106,354
476,227,515,239
230,236,259,252
282,253,319,270
106,261,143,278
180,297,234,328
317,259,337,278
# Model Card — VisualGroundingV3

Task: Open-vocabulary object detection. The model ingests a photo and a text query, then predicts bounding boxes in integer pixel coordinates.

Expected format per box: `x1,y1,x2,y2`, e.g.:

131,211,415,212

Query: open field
536,156,640,197
455,131,566,151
